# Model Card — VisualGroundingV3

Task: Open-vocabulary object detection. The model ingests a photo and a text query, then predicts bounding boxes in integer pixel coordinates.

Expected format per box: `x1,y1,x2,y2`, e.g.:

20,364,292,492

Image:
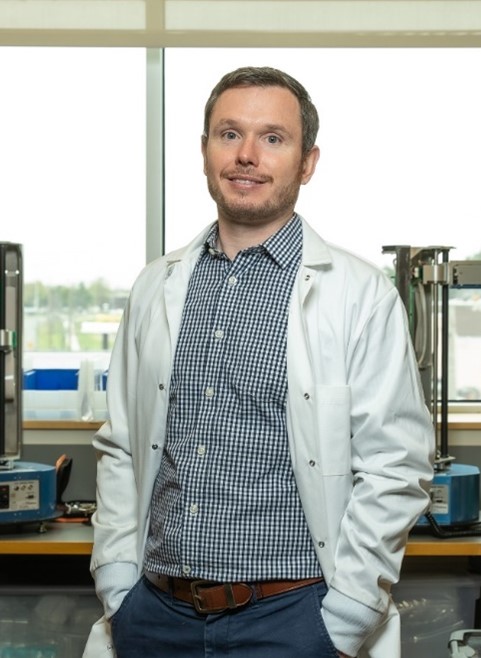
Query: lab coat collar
165,216,333,270
300,218,333,269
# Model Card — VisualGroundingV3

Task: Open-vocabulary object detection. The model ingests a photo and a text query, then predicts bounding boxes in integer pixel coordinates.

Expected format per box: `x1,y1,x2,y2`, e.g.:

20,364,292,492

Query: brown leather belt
145,572,323,614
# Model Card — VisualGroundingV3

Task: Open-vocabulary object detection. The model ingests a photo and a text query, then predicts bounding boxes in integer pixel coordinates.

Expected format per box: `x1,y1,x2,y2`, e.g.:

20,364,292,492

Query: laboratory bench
0,520,93,556
1,520,481,556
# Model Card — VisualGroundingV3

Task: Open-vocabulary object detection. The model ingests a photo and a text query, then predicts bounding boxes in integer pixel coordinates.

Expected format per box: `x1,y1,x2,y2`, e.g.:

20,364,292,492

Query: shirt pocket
314,385,351,475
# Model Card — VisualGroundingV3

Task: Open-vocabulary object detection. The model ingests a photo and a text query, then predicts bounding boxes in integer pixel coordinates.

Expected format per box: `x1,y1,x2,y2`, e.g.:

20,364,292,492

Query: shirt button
214,329,224,339
189,503,199,516
197,445,206,457
182,565,192,575
205,386,215,398
227,275,237,286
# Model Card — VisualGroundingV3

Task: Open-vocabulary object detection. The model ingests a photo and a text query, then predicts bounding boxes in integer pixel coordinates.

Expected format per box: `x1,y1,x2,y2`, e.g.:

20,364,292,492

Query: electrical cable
424,511,481,538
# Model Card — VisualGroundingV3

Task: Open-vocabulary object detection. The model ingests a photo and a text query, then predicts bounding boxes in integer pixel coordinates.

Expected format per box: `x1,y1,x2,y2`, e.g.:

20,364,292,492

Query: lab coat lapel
162,222,215,353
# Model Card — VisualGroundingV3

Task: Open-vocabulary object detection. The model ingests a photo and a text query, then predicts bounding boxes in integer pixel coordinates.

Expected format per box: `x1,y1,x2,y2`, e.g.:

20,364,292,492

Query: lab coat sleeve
87,238,203,621
89,295,141,618
322,286,435,656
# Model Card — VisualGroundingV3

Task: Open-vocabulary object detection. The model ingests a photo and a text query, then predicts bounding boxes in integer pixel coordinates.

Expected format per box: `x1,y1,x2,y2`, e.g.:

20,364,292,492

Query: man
84,67,434,658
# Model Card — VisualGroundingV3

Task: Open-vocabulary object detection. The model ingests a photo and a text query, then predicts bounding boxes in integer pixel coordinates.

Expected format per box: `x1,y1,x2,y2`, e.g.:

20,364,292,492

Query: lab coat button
318,541,325,548
152,444,159,450
309,459,316,467
159,383,165,390
304,393,310,400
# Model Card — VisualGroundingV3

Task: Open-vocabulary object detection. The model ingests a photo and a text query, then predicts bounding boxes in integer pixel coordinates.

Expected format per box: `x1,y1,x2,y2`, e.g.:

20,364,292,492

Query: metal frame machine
383,244,481,535
0,242,57,526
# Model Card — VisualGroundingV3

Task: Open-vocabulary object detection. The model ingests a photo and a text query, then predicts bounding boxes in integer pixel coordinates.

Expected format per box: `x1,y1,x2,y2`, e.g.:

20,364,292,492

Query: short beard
206,166,304,226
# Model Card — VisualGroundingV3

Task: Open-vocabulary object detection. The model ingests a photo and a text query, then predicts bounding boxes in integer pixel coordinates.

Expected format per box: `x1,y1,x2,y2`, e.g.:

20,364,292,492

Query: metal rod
440,249,450,458
431,271,439,452
0,244,6,457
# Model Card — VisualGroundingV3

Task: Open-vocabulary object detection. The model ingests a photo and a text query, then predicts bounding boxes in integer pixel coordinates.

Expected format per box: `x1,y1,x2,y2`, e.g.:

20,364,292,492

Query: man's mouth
231,178,261,186
225,173,269,186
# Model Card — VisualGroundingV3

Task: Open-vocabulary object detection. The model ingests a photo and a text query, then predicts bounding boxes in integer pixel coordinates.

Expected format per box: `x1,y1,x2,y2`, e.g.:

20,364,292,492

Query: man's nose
235,136,259,166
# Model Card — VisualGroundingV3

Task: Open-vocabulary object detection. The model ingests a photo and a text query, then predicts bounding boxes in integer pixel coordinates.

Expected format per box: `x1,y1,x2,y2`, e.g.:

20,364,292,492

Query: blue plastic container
23,369,79,391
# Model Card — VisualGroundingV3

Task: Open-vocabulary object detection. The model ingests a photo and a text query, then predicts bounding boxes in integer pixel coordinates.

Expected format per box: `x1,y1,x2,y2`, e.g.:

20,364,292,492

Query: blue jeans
111,575,340,657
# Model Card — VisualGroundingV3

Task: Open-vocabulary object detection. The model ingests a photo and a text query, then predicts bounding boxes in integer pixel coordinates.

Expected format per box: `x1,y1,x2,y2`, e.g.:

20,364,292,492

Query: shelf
0,521,93,555
22,413,481,432
406,534,481,556
2,523,481,558
23,420,103,431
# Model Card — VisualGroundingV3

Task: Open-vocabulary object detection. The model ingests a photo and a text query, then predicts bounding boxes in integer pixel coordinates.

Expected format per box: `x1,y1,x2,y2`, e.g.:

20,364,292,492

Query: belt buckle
190,580,236,615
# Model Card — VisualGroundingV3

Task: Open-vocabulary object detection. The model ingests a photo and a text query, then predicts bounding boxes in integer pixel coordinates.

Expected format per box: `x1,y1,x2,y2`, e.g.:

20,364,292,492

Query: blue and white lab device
0,242,58,526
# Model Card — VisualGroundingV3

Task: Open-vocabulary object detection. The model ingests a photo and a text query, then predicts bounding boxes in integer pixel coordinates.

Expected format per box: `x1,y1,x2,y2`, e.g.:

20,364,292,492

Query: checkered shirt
144,215,322,581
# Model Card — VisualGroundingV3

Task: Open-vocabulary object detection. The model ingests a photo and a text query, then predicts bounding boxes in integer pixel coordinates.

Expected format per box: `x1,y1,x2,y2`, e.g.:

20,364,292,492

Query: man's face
202,85,319,228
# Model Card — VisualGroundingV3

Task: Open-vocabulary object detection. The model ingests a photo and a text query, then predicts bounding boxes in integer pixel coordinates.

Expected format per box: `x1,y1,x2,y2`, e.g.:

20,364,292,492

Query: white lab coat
83,219,434,658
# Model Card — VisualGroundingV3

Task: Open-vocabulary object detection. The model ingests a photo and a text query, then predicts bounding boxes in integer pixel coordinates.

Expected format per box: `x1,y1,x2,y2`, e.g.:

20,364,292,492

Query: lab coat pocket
314,385,351,475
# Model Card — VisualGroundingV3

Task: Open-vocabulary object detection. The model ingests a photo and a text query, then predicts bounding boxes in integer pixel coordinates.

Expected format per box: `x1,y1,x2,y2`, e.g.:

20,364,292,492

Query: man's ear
301,145,320,185
201,135,208,175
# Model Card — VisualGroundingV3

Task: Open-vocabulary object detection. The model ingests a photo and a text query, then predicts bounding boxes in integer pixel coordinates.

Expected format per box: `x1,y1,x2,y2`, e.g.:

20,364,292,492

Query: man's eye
267,135,280,144
223,131,238,140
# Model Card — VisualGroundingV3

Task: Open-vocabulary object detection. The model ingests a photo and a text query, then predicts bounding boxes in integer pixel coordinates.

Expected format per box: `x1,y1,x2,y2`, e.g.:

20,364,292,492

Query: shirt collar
204,214,302,269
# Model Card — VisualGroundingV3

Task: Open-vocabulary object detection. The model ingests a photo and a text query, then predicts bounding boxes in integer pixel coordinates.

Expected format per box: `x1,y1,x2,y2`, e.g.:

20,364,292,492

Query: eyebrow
212,118,292,138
